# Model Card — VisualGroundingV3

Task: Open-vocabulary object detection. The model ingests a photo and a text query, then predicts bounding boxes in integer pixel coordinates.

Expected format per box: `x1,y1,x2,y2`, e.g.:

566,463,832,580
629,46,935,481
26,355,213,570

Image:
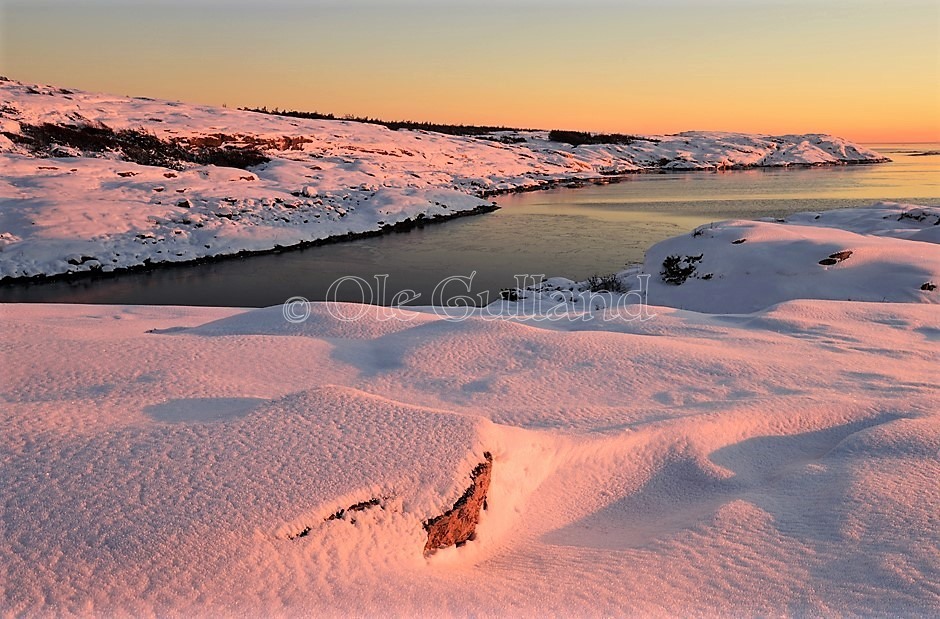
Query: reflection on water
2,144,938,307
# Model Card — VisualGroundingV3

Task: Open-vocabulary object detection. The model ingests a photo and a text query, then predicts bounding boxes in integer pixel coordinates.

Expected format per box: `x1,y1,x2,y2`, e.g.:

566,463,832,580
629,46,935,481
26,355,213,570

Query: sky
0,0,938,142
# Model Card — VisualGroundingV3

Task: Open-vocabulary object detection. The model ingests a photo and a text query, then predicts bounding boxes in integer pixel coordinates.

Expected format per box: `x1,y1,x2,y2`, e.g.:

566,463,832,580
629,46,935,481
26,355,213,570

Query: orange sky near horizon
1,0,938,143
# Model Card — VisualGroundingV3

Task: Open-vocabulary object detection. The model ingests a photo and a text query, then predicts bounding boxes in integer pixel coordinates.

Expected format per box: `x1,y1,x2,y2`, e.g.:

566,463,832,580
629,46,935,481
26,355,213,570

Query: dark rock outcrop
819,250,853,266
423,452,492,555
326,498,382,524
287,497,385,540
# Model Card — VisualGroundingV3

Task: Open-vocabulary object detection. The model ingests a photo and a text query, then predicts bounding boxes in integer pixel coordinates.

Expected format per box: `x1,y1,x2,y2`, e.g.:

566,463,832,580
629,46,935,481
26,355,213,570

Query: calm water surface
3,143,938,307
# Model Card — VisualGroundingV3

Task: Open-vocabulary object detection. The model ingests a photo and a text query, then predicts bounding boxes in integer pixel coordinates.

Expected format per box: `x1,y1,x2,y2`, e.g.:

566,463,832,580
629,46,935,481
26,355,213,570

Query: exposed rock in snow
423,453,493,555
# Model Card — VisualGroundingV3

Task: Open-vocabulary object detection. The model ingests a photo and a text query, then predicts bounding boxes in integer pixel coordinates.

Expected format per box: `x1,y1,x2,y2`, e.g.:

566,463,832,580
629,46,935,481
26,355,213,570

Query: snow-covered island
2,202,938,615
0,78,888,281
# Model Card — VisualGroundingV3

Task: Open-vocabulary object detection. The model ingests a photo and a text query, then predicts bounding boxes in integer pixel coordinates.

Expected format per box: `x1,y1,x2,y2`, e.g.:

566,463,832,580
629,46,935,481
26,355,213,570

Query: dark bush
115,128,193,169
7,122,189,168
548,130,652,147
12,122,118,152
5,122,268,170
480,135,527,144
193,146,269,169
586,273,627,293
661,254,703,285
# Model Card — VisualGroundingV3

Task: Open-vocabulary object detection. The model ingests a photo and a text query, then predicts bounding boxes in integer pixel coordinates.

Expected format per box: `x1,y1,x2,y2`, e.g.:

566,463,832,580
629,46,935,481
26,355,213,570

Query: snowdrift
2,206,939,615
642,203,940,313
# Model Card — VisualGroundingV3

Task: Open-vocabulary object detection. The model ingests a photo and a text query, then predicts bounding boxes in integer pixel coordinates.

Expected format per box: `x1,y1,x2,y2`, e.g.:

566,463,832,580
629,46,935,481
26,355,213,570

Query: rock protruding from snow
423,452,493,555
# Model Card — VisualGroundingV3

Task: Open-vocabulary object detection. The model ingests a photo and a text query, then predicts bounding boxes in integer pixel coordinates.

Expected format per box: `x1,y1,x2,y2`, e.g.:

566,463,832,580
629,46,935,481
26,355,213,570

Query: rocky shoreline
0,202,500,286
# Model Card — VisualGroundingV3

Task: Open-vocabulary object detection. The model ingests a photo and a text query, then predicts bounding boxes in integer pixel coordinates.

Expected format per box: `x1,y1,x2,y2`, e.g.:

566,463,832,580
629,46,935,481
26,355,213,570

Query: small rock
820,250,853,266
829,250,853,262
325,498,382,523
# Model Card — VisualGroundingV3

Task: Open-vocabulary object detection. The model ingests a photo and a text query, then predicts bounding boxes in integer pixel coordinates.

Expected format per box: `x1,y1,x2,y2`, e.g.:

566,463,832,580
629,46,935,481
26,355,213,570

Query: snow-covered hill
641,202,940,313
0,78,888,280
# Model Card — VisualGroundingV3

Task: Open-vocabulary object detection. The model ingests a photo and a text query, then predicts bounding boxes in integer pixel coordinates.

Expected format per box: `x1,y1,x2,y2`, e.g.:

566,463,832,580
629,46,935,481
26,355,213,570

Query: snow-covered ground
2,204,937,616
0,78,888,280
499,201,939,315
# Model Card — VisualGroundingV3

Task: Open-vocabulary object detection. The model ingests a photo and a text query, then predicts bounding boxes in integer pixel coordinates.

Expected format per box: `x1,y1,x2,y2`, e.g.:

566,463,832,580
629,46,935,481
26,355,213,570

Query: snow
640,204,940,313
0,78,888,280
499,201,939,316
2,204,938,615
